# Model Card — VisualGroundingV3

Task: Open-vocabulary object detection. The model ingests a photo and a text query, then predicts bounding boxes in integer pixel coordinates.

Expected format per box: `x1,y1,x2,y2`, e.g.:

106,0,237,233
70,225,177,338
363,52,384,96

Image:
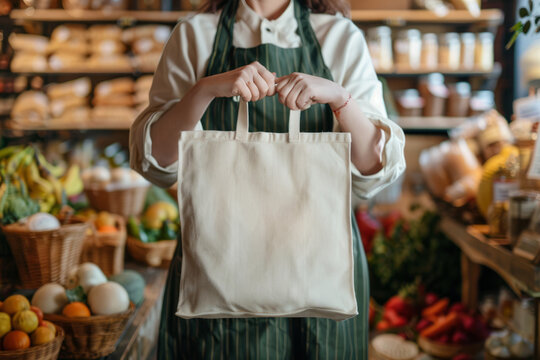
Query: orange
31,326,55,346
12,310,39,333
97,225,118,233
2,295,30,316
62,302,91,318
40,320,56,336
2,330,30,350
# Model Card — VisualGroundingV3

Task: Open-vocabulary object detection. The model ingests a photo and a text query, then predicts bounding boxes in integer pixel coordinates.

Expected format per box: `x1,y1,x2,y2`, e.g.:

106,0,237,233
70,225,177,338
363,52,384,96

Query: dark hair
199,0,350,18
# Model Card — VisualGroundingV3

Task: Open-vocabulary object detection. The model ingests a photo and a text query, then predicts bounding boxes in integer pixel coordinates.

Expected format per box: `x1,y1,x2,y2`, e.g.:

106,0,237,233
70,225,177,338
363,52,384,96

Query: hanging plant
507,0,540,49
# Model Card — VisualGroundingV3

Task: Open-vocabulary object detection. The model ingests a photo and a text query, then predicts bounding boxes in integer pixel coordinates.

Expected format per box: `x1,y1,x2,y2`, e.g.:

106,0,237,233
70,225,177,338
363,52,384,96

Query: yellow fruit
95,211,115,229
31,326,55,346
143,202,178,229
2,295,30,316
40,320,56,336
12,310,39,334
0,312,11,338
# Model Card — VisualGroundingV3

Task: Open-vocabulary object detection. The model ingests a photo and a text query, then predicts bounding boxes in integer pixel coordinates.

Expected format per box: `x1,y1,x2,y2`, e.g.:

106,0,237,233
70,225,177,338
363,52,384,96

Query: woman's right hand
201,61,276,102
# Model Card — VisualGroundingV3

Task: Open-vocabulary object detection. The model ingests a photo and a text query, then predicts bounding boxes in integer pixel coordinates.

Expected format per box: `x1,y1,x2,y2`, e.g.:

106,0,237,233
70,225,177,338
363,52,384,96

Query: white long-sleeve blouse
129,0,406,198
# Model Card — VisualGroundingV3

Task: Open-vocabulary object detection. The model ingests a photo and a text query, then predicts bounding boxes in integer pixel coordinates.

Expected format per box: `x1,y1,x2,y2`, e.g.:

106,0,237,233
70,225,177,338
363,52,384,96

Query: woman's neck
245,0,290,20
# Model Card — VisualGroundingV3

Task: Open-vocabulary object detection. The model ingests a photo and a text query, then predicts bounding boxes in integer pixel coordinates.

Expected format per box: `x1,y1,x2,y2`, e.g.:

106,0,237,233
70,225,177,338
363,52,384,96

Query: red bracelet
332,93,352,117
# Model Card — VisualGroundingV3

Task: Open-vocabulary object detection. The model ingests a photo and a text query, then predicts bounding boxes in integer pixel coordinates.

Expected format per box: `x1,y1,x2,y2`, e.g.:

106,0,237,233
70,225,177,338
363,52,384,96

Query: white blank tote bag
176,101,357,320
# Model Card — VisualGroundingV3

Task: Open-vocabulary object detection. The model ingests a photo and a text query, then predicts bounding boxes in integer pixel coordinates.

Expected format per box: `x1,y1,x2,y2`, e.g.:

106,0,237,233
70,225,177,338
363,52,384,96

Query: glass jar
418,73,448,117
469,90,495,116
447,82,471,117
367,26,393,71
488,155,520,237
476,32,494,71
396,89,424,117
439,32,461,70
394,29,422,70
421,33,438,70
460,32,476,70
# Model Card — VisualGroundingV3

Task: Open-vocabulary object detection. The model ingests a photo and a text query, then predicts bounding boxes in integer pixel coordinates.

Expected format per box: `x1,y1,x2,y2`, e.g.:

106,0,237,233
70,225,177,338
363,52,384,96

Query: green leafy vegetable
66,286,87,303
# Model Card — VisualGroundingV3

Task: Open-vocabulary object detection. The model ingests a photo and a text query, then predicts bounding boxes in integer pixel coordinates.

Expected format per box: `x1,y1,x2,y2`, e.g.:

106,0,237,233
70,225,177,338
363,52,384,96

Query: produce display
128,201,179,243
0,145,83,220
484,330,533,359
82,166,148,190
0,294,59,351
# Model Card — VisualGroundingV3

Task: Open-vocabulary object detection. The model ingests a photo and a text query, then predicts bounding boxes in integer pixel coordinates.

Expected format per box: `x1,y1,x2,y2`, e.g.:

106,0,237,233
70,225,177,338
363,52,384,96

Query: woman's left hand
275,73,348,111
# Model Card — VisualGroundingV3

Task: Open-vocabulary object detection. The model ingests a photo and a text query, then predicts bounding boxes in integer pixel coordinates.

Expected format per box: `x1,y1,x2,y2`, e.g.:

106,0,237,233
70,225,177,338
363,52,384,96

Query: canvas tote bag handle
235,101,301,142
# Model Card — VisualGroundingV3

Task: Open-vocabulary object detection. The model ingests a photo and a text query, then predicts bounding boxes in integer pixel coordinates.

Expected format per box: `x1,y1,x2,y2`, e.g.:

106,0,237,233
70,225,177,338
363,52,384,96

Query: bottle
488,154,520,237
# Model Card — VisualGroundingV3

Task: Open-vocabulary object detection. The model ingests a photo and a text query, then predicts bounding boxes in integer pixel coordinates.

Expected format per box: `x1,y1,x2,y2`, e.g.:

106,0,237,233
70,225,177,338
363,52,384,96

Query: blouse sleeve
317,16,406,199
129,18,209,188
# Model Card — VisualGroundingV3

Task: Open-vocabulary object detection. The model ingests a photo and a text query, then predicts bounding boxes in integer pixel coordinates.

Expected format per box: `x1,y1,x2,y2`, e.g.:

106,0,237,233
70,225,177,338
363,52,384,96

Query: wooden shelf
377,63,502,78
396,116,468,132
10,8,190,22
5,120,132,131
351,9,504,26
9,9,504,26
11,69,154,76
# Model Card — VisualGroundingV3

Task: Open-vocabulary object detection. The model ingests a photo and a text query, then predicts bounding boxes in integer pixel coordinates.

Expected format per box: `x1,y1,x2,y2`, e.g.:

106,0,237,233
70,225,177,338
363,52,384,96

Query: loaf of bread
48,38,89,55
49,52,87,71
51,106,91,125
135,75,153,93
94,77,135,97
47,77,92,100
91,39,126,55
134,52,161,72
122,25,171,44
51,25,87,42
11,53,48,72
131,38,164,55
91,105,137,125
12,91,49,121
88,25,122,41
93,93,135,107
86,54,133,71
9,33,49,54
50,96,88,117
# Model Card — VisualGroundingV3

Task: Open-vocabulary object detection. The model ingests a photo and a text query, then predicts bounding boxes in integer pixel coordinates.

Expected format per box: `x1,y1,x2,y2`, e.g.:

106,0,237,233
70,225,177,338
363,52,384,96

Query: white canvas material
176,101,358,320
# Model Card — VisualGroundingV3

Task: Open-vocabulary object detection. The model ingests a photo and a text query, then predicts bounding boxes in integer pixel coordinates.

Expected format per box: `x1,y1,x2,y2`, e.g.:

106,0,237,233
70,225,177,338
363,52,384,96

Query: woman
130,0,406,358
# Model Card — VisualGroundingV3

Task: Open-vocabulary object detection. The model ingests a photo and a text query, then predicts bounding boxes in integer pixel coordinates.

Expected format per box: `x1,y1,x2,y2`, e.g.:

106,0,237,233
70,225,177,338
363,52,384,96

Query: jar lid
420,72,445,85
397,29,421,39
440,32,460,44
451,82,472,95
368,26,391,37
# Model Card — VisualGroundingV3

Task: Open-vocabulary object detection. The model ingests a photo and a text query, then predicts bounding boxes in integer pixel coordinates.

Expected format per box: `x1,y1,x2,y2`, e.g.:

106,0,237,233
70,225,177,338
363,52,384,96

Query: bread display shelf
10,9,503,26
377,63,502,78
350,9,504,26
11,69,155,76
10,9,190,22
6,119,132,130
395,116,468,132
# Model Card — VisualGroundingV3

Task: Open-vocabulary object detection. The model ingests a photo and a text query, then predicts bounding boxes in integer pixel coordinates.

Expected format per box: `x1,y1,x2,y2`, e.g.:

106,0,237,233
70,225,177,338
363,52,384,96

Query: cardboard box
348,0,412,10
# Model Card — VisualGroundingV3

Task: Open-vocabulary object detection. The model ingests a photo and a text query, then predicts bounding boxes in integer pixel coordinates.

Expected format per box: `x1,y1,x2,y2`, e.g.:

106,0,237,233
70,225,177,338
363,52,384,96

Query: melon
109,270,145,305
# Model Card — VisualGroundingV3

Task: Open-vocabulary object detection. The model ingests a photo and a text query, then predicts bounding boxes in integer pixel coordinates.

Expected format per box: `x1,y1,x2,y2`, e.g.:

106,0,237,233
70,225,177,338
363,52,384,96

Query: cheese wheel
47,78,92,100
9,33,49,54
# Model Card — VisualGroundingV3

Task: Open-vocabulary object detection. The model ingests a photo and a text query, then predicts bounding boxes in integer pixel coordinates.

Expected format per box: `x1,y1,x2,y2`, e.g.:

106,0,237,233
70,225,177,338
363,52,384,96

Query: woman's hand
203,61,276,102
275,73,348,111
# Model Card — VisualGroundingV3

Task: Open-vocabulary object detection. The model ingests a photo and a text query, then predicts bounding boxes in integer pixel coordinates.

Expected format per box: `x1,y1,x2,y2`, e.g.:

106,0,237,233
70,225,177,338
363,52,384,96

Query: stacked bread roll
47,77,92,124
92,77,137,125
11,91,50,126
48,25,88,71
123,25,170,72
87,25,132,71
9,33,49,72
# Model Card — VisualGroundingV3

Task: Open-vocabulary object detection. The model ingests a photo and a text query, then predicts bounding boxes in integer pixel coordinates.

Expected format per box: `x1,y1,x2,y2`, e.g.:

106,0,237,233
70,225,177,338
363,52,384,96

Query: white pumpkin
88,282,130,315
26,213,60,231
66,262,107,293
31,283,68,314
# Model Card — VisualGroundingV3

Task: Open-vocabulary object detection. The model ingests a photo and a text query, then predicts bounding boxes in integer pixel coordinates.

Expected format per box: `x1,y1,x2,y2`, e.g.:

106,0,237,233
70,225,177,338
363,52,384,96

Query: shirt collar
237,0,295,31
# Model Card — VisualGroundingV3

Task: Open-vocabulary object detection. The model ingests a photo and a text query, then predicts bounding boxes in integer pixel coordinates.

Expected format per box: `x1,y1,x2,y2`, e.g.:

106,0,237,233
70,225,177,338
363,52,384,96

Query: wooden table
440,216,540,358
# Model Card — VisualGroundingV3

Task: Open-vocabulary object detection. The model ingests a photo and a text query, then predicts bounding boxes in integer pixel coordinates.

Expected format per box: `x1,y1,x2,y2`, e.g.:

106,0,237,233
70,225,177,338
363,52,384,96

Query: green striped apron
157,1,370,358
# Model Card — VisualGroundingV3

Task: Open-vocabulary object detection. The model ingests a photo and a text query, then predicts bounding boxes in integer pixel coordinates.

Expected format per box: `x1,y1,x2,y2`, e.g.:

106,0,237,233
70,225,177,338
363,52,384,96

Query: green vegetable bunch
0,172,40,226
508,0,540,49
127,216,179,243
368,207,461,303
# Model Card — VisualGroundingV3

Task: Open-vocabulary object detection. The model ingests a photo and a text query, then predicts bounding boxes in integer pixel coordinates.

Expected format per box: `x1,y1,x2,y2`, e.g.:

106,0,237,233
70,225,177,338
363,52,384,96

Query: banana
61,164,83,197
36,153,65,178
45,173,65,206
6,147,32,175
0,145,22,160
39,193,56,213
25,162,54,199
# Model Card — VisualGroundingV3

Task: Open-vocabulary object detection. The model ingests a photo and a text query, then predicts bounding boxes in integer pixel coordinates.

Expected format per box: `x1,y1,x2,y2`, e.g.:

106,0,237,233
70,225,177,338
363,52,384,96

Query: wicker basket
2,219,89,289
84,185,150,217
80,215,127,277
43,303,135,359
126,236,176,267
0,325,64,360
418,336,484,358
